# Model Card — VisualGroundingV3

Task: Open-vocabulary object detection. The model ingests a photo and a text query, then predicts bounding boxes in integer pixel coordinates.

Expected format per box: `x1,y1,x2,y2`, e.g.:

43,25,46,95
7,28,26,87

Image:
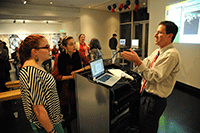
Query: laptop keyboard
98,74,112,82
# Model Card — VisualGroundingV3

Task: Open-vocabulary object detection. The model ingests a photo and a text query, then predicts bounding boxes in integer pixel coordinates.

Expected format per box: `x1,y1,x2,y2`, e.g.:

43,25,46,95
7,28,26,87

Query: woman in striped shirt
19,34,64,133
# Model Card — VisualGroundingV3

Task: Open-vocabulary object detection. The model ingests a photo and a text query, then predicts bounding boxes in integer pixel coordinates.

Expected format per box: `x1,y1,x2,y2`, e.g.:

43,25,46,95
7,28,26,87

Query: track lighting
24,1,27,5
13,20,16,23
23,20,25,23
50,1,53,5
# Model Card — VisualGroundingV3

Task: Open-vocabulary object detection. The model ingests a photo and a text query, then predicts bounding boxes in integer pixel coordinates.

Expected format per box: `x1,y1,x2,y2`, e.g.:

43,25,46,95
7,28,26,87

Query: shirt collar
159,43,174,55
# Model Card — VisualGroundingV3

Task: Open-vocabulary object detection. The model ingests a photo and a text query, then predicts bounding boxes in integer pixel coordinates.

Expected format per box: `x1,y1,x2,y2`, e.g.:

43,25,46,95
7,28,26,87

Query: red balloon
128,6,130,9
120,4,124,9
135,4,139,9
112,8,115,13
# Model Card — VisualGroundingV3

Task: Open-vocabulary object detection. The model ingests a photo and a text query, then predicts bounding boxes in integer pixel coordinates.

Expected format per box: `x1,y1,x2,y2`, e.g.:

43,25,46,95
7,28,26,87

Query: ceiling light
24,1,27,5
89,6,91,8
50,1,53,5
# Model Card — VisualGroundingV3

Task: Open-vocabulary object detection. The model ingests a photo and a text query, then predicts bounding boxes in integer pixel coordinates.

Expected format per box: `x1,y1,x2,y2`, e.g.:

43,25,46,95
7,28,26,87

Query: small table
0,89,21,102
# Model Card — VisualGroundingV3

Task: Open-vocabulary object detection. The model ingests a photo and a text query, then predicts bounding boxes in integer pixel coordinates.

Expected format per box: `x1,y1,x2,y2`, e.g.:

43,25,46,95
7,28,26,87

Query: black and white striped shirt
19,66,62,128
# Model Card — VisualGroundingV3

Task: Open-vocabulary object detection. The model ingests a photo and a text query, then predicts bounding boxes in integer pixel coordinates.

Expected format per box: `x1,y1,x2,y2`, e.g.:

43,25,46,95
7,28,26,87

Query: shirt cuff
138,62,147,73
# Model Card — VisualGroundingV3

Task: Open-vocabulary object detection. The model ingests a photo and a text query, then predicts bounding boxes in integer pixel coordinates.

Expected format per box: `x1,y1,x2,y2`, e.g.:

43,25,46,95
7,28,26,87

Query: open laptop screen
90,58,104,78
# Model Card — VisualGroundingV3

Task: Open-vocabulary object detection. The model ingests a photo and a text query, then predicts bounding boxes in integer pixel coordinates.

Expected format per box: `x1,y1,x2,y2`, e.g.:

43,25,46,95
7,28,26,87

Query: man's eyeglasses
36,45,50,49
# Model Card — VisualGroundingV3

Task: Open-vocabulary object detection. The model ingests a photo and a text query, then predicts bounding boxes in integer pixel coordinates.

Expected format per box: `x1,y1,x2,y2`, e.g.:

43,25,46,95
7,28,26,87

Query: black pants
60,104,77,133
139,91,167,133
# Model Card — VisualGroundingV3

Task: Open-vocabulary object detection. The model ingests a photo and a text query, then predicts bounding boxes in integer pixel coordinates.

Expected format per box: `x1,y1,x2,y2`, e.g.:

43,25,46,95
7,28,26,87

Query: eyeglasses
36,45,50,49
68,43,75,46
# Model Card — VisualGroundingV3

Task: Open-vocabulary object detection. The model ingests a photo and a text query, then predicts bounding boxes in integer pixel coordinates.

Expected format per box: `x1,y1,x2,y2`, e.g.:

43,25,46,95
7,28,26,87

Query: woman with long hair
52,36,90,133
19,34,64,133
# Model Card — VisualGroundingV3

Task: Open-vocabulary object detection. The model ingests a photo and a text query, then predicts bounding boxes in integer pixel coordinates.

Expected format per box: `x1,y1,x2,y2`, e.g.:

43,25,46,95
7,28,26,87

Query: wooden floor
0,59,200,133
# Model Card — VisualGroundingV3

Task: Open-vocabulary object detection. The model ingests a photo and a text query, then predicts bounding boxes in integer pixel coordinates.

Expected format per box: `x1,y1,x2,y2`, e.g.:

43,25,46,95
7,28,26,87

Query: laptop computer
90,58,121,87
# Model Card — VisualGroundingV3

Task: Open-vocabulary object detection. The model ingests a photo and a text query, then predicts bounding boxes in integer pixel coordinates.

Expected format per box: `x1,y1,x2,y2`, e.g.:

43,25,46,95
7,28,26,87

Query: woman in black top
52,36,90,133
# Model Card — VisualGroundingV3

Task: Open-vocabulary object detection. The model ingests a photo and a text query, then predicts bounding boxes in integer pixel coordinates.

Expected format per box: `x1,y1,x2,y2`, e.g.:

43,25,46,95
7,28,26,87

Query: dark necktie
140,50,160,93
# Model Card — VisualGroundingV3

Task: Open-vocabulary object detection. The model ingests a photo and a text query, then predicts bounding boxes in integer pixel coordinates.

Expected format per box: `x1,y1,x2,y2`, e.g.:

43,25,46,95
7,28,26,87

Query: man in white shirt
121,21,181,133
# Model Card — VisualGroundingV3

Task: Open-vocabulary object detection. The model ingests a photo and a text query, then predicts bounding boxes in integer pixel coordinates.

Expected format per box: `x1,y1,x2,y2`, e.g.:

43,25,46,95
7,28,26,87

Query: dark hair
19,34,45,66
2,41,6,46
90,38,101,50
113,34,117,37
159,21,178,42
62,36,73,47
78,34,85,40
0,41,3,50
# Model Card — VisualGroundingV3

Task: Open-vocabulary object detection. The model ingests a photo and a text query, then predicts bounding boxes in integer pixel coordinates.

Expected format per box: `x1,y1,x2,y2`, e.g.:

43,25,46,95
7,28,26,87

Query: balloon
135,4,139,9
108,5,111,10
126,0,131,6
112,8,115,13
124,4,128,10
120,4,124,9
119,7,122,11
128,6,130,9
113,4,117,9
135,0,139,5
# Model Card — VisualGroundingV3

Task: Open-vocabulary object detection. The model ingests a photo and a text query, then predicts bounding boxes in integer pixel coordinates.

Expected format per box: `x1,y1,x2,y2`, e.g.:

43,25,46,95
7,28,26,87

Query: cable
105,50,121,66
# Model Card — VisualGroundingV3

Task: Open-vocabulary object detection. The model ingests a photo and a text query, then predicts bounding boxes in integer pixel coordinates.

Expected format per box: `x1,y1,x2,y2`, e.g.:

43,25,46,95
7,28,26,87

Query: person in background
88,38,102,60
121,21,180,133
76,34,90,57
52,36,90,133
58,37,65,54
52,45,59,60
0,42,10,92
12,47,20,79
109,34,118,64
1,40,11,73
42,58,52,74
18,34,64,133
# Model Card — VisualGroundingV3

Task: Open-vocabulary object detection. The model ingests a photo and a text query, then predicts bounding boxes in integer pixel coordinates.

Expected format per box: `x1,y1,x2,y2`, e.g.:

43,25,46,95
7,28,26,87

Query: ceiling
0,0,148,23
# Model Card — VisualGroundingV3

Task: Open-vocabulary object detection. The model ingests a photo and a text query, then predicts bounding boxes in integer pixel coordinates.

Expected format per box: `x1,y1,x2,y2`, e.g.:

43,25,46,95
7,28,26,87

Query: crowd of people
17,34,103,133
1,20,181,133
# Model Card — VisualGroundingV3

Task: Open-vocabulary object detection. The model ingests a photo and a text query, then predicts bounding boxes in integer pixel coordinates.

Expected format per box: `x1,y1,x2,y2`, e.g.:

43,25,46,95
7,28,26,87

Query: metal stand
120,46,128,66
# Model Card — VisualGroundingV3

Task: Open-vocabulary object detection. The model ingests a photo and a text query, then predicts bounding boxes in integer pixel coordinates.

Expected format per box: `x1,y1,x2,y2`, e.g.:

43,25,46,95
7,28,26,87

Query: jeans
111,49,117,64
30,122,65,133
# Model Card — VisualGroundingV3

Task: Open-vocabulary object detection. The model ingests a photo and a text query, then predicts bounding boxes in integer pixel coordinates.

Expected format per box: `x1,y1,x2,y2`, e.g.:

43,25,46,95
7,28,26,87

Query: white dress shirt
138,43,181,98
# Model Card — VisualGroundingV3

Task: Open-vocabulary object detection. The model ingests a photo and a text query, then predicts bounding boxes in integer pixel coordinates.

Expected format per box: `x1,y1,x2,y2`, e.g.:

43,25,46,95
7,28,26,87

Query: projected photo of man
183,11,200,34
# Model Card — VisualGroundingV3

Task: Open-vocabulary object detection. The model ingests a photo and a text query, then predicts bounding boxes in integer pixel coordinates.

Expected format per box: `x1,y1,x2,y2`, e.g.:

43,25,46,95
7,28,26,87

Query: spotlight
23,20,25,23
46,21,49,24
24,1,27,5
13,20,16,23
50,1,53,5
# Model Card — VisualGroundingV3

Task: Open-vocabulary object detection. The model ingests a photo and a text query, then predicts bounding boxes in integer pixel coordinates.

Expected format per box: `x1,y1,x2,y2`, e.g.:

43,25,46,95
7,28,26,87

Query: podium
75,64,141,133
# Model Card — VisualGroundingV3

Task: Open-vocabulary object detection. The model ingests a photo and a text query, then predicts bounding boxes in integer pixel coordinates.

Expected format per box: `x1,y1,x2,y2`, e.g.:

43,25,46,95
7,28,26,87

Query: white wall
80,8,119,59
62,18,81,42
149,0,200,89
0,23,62,34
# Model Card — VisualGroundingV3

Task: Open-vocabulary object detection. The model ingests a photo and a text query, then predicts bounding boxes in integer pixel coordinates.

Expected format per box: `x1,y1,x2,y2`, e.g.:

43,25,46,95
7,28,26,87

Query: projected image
165,0,200,44
183,11,200,35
